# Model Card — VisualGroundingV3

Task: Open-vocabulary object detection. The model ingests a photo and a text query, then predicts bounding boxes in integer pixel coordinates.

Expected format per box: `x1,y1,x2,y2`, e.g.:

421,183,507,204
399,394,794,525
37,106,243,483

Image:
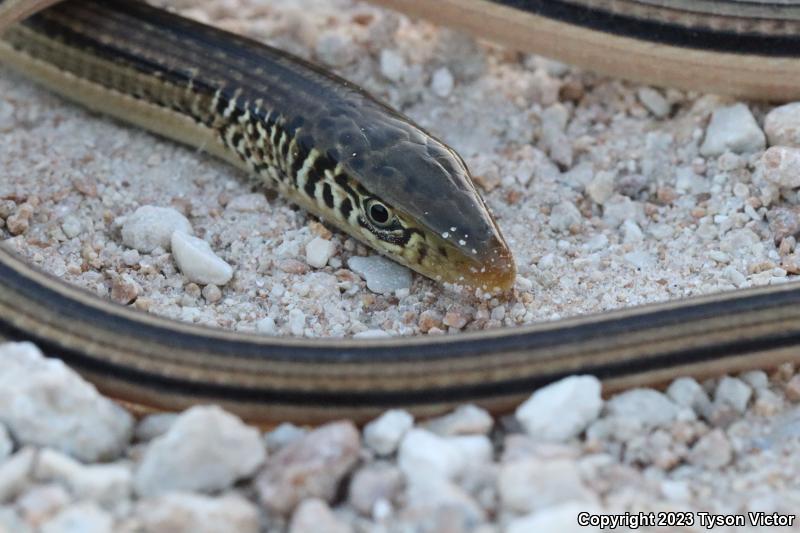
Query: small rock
499,458,596,514
606,388,679,429
700,103,765,156
688,428,733,469
121,206,192,253
33,449,131,509
171,231,233,285
785,375,800,402
442,310,468,330
764,102,800,147
423,405,493,436
586,171,615,205
110,274,141,305
353,329,390,339
134,493,259,533
348,462,403,516
397,428,464,481
767,206,800,243
202,284,222,303
134,413,177,442
740,370,769,390
288,308,306,336
448,435,492,468
256,421,360,515
431,67,454,98
759,146,800,189
667,377,711,415
364,409,414,456
289,498,352,533
0,343,133,462
256,317,277,335
637,87,670,118
305,237,335,269
0,447,35,502
714,376,752,413
401,473,485,531
507,502,601,533
379,49,405,82
549,200,582,232
515,376,603,442
315,30,357,68
134,406,265,496
603,196,645,227
60,216,82,239
40,502,113,533
348,256,412,295
16,483,70,527
264,423,307,454
0,425,11,462
0,506,30,533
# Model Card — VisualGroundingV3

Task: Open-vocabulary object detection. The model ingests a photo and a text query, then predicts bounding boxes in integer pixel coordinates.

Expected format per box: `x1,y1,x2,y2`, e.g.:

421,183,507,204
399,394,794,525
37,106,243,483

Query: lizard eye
365,199,393,228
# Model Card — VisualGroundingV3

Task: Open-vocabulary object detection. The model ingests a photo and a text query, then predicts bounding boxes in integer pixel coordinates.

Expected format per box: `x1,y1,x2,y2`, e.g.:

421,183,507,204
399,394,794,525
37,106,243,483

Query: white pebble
305,237,335,269
587,171,615,205
256,317,277,335
637,87,670,118
397,428,464,481
134,405,265,496
364,409,414,456
171,231,233,285
606,388,679,429
40,502,113,533
515,376,603,442
424,404,493,436
549,200,582,232
379,49,406,82
353,329,390,339
700,103,766,156
764,102,800,147
431,67,454,98
121,205,192,253
288,308,306,336
0,342,133,462
34,449,132,509
667,377,711,415
348,255,412,295
289,498,351,533
688,428,733,469
758,146,800,189
135,493,259,533
60,216,82,239
499,458,596,514
0,447,35,502
714,376,752,413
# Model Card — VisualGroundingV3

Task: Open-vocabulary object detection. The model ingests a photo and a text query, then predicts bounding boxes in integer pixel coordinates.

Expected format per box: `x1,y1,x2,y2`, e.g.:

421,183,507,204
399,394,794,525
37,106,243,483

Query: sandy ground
1,0,787,339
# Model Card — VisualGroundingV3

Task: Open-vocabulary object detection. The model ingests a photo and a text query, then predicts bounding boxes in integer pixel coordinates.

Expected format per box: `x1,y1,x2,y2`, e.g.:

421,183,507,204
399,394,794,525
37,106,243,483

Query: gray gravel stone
256,421,360,515
606,388,679,429
764,102,800,147
0,343,133,462
0,447,35,503
39,502,113,533
171,231,233,285
363,409,413,456
120,205,192,253
134,406,265,496
498,458,596,514
714,376,752,414
134,493,259,533
289,498,352,533
700,103,766,156
348,255,412,295
515,376,602,442
423,404,493,436
348,462,403,517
